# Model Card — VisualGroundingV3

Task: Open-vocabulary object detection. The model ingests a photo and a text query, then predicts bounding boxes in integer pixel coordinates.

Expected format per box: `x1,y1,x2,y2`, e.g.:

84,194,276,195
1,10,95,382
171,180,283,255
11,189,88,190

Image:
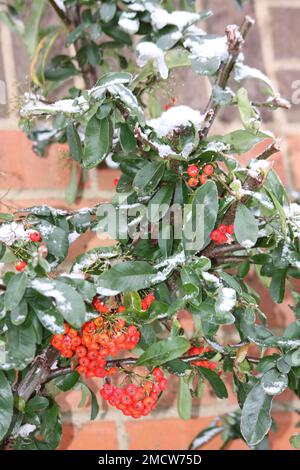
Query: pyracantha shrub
0,0,300,451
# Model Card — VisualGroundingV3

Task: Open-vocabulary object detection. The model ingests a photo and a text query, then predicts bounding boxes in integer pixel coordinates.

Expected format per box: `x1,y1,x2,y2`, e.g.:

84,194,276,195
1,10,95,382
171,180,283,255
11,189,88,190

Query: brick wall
0,0,300,450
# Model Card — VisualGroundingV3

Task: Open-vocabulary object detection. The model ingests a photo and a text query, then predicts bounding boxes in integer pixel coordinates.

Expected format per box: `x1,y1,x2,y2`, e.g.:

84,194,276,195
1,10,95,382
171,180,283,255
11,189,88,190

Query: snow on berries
187,163,215,188
100,367,167,419
210,224,235,245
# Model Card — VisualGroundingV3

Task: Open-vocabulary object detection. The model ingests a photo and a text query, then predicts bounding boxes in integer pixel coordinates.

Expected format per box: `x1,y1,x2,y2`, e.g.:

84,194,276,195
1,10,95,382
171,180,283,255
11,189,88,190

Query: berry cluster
100,367,167,418
51,298,145,378
210,224,234,245
187,164,214,189
15,230,42,271
188,345,218,371
141,293,155,311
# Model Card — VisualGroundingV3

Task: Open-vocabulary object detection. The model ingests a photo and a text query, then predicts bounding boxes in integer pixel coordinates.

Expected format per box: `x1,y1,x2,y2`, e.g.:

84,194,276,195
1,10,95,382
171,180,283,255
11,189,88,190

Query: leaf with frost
241,383,273,446
235,62,276,96
31,278,86,329
261,369,288,396
234,204,258,249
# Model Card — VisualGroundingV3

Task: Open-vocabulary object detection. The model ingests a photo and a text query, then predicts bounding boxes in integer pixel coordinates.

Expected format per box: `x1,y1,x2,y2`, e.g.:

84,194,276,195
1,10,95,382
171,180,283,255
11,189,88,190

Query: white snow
40,314,63,334
202,271,221,286
217,287,236,312
248,159,272,179
184,35,228,67
118,12,140,34
18,424,36,438
148,7,200,32
96,286,120,296
21,93,89,116
53,0,66,12
240,239,255,249
136,41,168,79
0,222,28,245
147,105,204,137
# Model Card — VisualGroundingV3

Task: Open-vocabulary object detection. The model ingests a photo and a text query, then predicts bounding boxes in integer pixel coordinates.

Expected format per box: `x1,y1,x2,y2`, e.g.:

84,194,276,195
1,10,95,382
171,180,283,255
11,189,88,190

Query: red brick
287,135,300,188
97,167,121,191
126,417,248,450
0,131,90,190
60,422,118,450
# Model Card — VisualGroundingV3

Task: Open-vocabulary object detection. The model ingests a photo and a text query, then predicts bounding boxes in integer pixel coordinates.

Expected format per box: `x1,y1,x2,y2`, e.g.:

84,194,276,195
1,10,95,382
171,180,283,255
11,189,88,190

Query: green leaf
54,371,80,392
39,221,69,260
23,0,46,57
198,367,228,399
270,269,287,304
264,188,287,239
237,88,260,133
25,396,49,415
158,224,174,258
261,368,288,396
241,383,273,446
5,324,36,370
83,116,112,169
119,123,136,153
217,130,270,153
96,72,132,87
0,371,13,442
178,377,192,420
100,1,116,23
65,162,79,205
78,382,99,420
184,180,219,252
133,161,165,195
98,261,157,294
148,184,174,223
31,279,86,329
40,402,62,449
32,302,65,335
136,337,190,366
4,272,27,311
10,299,28,326
67,123,83,162
234,203,258,248
290,434,300,449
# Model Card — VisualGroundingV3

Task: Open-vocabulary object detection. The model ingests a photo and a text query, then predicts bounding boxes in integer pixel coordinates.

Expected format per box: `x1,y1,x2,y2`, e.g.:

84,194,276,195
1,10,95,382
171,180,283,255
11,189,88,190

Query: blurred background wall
0,0,299,450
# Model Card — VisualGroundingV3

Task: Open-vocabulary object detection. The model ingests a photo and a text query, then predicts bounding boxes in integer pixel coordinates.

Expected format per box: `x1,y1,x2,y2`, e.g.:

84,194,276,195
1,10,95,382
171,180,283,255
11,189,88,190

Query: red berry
113,177,120,187
15,261,27,272
226,224,234,235
203,164,214,176
117,306,126,313
199,174,208,185
218,224,227,234
158,378,167,391
188,177,199,188
153,368,164,380
210,230,220,242
187,165,199,178
29,231,41,243
76,346,87,358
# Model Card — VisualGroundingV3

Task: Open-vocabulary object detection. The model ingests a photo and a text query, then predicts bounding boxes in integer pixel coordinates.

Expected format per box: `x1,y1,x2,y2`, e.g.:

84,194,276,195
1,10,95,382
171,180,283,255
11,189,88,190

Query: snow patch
136,41,168,79
147,105,204,137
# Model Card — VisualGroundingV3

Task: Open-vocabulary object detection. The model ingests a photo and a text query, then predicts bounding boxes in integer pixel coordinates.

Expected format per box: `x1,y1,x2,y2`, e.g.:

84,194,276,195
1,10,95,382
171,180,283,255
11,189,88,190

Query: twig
48,0,72,28
200,16,255,139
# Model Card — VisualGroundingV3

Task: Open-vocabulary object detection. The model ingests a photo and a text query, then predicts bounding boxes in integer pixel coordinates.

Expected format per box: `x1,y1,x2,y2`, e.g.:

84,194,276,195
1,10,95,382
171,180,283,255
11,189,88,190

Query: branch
200,16,255,139
17,347,59,401
48,0,72,28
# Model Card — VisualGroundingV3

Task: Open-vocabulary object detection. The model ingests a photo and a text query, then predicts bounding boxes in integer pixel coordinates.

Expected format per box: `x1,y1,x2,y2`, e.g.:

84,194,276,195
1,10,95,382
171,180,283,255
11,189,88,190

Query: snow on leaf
136,41,168,79
147,105,204,137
